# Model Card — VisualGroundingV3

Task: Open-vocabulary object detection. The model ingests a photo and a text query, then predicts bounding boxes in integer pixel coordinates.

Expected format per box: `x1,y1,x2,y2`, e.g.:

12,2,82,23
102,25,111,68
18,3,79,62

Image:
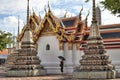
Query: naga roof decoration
18,4,120,46
17,1,88,43
17,7,89,43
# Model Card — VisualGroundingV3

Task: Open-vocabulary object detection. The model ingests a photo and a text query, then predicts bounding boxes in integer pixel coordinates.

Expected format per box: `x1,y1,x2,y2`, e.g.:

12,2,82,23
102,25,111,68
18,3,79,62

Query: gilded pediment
42,21,54,33
41,18,55,35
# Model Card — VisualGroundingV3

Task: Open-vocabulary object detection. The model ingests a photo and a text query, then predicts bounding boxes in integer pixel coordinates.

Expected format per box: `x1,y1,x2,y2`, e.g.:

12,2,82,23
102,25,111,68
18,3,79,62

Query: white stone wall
107,49,120,73
37,36,120,74
37,36,63,74
37,36,83,74
107,49,120,65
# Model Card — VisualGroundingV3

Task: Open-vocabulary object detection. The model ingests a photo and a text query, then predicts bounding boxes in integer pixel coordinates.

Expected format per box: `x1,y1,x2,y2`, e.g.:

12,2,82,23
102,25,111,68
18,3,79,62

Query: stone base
7,69,47,77
73,70,116,79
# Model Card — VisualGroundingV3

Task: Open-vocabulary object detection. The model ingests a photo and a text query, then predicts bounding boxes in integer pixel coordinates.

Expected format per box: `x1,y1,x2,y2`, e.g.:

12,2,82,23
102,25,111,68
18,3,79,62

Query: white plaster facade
37,35,81,74
36,34,120,74
37,36,62,74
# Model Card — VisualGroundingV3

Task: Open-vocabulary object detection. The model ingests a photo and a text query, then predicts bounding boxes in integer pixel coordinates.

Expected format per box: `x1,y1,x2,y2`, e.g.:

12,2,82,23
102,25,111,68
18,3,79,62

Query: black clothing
60,60,64,72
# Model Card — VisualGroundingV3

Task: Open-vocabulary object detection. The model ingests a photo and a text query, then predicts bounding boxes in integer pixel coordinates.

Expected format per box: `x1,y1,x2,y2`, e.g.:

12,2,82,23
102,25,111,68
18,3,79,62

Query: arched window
46,44,50,50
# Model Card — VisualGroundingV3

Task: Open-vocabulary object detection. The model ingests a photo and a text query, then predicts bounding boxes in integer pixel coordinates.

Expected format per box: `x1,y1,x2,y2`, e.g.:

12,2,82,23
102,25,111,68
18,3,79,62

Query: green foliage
85,0,120,17
101,0,120,17
85,0,89,2
0,30,13,51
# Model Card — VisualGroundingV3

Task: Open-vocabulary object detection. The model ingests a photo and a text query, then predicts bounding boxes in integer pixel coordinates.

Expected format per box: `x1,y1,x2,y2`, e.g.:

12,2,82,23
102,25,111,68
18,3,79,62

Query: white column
63,43,73,73
72,44,81,67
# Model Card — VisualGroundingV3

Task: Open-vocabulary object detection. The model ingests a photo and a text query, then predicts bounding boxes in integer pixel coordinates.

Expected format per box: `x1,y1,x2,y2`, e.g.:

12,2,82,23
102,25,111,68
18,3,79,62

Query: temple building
17,1,120,74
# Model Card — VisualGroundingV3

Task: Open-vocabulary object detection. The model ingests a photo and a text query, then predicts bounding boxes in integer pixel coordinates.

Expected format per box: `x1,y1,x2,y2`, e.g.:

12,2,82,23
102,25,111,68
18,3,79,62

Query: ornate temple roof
17,2,120,49
0,49,8,55
61,17,78,28
17,1,87,43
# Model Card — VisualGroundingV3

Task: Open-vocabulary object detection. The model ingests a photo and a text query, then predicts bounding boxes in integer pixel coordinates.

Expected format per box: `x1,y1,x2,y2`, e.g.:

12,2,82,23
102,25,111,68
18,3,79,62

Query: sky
0,0,120,36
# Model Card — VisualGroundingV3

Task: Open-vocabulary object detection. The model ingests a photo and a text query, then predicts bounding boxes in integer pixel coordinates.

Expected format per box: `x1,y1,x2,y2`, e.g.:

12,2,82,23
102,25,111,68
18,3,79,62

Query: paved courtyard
1,66,120,80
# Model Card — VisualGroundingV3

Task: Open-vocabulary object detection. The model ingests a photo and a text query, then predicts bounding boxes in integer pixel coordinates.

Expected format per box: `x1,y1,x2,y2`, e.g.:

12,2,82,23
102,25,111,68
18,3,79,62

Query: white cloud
0,0,120,35
0,16,24,35
52,9,76,18
0,0,26,14
102,10,120,25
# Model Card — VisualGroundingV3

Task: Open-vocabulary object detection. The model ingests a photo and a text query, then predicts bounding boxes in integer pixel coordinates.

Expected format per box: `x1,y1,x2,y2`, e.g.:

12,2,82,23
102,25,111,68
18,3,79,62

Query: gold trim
68,43,73,50
59,42,64,50
76,43,80,50
41,32,56,36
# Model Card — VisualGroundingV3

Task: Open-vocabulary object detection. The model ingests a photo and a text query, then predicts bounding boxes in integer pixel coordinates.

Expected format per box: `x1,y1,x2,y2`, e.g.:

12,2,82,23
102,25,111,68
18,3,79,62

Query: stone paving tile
1,66,120,80
1,75,120,80
0,75,73,80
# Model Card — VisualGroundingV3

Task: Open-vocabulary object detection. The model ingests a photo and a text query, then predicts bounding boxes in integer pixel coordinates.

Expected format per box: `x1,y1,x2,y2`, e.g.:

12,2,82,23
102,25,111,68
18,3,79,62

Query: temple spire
17,16,20,49
12,29,15,48
88,0,101,38
27,0,29,24
18,16,20,37
16,16,21,49
92,0,97,23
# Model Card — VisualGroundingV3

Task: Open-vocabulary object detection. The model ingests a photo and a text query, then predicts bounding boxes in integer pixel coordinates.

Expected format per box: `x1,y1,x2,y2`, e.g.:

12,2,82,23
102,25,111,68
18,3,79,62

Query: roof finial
86,10,90,19
64,10,67,18
92,0,97,23
71,14,72,17
27,0,29,24
79,5,83,20
32,8,35,15
39,12,41,19
44,5,47,13
48,1,50,11
85,10,90,30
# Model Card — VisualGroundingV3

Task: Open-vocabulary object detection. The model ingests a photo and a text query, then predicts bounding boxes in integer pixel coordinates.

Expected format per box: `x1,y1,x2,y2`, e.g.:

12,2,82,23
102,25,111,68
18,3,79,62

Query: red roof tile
0,49,8,54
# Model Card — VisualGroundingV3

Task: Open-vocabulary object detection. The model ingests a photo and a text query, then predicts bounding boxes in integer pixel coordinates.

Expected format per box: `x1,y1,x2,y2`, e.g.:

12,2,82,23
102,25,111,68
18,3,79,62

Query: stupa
73,0,116,79
6,0,46,77
5,16,20,69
